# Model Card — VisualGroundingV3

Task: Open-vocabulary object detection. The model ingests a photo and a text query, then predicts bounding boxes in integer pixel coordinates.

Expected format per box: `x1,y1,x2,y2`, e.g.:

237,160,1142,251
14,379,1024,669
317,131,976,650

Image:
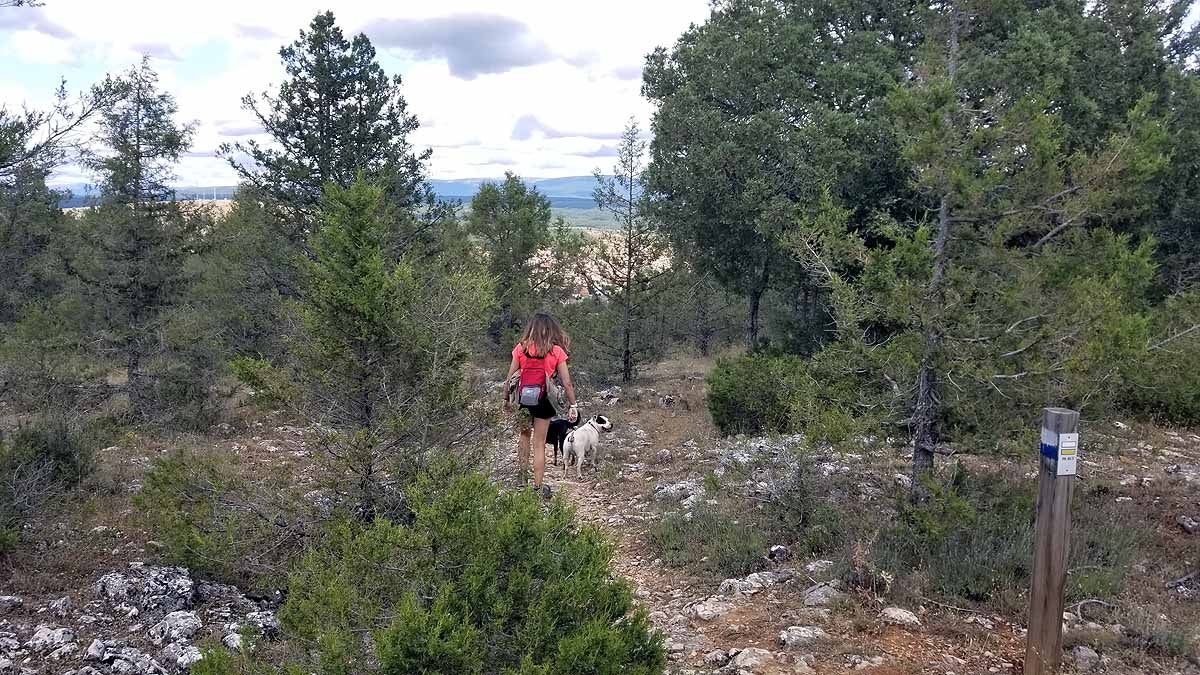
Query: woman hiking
504,312,578,499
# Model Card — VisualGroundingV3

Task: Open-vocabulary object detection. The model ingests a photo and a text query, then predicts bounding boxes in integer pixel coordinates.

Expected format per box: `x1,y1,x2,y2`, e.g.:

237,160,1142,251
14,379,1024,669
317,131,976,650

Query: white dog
562,414,613,479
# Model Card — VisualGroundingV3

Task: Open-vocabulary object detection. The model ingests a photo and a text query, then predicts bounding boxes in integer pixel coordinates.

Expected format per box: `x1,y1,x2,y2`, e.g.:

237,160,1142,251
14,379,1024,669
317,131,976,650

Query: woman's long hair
519,312,571,357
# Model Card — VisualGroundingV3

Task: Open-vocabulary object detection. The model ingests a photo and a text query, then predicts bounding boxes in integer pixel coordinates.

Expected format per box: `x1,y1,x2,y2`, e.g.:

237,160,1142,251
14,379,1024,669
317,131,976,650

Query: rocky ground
516,359,1200,675
2,358,1199,674
1,564,279,673
0,420,311,675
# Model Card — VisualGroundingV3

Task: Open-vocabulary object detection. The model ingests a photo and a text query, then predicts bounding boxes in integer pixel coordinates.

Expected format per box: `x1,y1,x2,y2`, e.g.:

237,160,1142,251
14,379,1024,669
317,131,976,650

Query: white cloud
2,0,711,184
366,14,556,80
9,30,75,65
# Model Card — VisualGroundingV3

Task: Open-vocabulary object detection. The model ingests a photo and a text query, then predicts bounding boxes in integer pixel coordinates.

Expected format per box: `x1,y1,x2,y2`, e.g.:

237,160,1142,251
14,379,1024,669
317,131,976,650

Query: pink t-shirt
513,343,568,378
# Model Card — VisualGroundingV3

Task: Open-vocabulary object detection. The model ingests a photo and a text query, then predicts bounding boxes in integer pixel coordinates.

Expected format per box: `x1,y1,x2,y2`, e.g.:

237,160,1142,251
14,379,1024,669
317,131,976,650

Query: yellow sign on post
1056,432,1078,476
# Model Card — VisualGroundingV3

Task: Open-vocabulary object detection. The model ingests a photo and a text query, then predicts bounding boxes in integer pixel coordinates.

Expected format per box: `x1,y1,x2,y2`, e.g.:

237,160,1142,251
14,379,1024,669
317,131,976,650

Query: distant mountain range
54,176,607,209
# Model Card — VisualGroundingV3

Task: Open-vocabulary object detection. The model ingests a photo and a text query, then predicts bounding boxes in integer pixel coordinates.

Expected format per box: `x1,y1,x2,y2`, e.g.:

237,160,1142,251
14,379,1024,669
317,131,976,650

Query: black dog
546,415,580,465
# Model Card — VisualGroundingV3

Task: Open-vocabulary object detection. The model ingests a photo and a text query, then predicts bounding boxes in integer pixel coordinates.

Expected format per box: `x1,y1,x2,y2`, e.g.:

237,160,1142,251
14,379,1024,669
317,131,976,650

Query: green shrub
228,356,294,407
869,468,1142,612
706,349,885,441
759,467,845,556
1119,606,1197,658
0,526,18,555
0,420,95,554
706,354,807,435
868,470,1034,610
189,647,260,675
188,649,237,675
1119,291,1200,424
279,472,663,675
135,450,305,589
648,507,767,578
2,421,93,483
649,461,844,579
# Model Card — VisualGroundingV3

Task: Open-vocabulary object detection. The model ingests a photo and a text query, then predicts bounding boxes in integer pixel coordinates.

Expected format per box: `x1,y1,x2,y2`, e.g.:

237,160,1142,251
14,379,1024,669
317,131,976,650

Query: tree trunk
489,301,512,347
501,302,514,334
745,260,771,352
910,8,961,503
695,293,712,357
126,345,145,419
622,257,633,382
910,340,940,501
621,308,633,383
746,290,761,352
911,193,953,502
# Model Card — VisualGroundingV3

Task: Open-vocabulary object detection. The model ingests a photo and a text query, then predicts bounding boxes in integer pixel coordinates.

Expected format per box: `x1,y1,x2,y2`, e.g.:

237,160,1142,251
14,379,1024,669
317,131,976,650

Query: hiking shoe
540,484,553,501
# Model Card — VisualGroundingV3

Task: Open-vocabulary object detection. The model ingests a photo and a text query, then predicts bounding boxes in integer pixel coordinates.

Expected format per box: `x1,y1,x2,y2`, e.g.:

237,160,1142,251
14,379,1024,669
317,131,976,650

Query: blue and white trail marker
1026,407,1081,675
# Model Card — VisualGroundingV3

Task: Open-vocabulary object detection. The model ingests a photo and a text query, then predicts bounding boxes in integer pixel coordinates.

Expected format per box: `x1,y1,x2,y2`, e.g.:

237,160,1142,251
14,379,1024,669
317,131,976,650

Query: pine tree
1,78,117,322
0,79,113,187
785,1,1169,500
670,261,745,358
0,77,118,413
1082,0,1200,293
591,118,669,382
0,161,61,323
465,173,554,346
189,187,294,361
68,58,196,420
642,0,922,350
221,11,431,244
297,178,492,517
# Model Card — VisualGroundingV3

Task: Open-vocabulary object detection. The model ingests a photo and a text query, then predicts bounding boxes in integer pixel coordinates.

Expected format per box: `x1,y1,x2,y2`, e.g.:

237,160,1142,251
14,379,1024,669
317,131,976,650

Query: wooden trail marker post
1024,407,1080,675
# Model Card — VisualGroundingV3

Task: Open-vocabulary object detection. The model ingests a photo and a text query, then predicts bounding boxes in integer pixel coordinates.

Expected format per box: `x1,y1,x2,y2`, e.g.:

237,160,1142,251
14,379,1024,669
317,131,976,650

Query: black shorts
522,396,556,420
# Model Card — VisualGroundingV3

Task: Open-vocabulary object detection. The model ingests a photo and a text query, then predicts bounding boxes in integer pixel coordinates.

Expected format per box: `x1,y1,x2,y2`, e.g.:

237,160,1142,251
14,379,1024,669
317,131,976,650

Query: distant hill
55,184,241,208
54,176,607,210
429,176,601,202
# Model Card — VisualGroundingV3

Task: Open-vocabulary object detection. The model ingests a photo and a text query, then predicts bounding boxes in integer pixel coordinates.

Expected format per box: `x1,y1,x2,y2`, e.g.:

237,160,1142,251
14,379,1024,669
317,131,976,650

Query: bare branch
1148,324,1200,352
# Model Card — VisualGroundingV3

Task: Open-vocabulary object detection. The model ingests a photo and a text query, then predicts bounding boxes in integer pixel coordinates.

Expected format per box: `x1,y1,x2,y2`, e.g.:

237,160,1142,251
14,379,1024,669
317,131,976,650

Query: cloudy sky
0,0,711,186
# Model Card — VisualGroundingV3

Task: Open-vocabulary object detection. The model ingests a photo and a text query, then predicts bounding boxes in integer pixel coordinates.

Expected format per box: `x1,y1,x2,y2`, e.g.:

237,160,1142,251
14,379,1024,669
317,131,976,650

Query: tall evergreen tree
294,178,491,517
0,158,77,413
465,173,556,345
0,161,61,323
68,58,197,419
1,76,118,413
1,78,116,321
785,0,1169,499
642,0,922,350
1,79,114,186
221,11,431,244
189,186,294,361
591,118,669,382
1081,0,1200,293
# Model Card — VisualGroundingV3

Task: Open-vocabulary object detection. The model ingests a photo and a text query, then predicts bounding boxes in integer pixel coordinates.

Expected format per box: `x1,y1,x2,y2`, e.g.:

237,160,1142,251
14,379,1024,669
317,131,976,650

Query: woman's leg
531,417,550,488
516,417,532,482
